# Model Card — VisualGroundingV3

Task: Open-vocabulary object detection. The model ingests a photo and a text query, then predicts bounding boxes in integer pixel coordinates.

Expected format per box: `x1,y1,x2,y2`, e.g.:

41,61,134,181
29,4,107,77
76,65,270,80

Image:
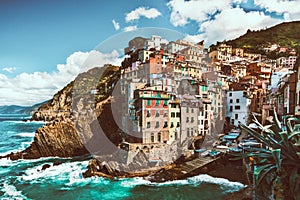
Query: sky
0,0,300,106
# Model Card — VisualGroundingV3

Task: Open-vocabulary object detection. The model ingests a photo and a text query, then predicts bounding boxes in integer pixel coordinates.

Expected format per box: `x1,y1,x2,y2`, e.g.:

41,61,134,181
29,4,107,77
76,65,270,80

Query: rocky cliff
3,65,121,160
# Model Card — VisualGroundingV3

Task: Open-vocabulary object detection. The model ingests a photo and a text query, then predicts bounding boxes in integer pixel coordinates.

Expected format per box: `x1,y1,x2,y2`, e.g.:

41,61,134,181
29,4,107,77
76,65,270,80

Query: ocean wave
15,132,36,138
188,174,246,192
1,182,28,200
21,160,90,183
120,174,245,191
4,120,45,124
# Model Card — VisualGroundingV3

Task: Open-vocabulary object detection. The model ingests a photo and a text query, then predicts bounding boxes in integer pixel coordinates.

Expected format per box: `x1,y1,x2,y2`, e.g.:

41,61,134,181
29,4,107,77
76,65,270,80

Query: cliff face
23,119,88,159
4,66,121,160
31,82,73,122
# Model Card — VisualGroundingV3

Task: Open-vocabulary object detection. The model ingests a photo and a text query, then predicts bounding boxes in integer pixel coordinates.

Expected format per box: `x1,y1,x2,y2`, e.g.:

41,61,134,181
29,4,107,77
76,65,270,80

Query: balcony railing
141,93,169,99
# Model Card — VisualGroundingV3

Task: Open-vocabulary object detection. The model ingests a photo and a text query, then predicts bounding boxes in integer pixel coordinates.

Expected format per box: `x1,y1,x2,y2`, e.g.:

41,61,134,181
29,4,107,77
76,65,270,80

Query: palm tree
232,110,300,199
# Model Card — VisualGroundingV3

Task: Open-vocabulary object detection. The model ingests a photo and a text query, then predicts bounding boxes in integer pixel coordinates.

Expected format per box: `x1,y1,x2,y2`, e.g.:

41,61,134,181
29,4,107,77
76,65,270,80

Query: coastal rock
41,164,51,171
31,81,73,122
22,120,89,159
83,138,195,178
2,66,121,160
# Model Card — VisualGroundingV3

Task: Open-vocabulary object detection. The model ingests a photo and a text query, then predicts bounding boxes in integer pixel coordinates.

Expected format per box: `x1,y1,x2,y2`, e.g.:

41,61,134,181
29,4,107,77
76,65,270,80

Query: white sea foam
1,182,28,200
16,132,36,138
0,157,14,166
21,160,89,183
120,174,245,191
188,174,246,191
5,120,45,125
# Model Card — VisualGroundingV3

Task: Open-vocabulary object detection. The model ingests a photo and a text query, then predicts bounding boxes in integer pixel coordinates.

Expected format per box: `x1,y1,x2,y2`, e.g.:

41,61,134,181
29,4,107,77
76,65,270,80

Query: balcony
141,93,169,99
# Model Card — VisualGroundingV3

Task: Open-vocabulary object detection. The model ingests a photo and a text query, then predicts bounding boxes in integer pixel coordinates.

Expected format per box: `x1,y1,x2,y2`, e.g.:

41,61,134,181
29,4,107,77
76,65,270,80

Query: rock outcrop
3,65,121,160
83,138,195,178
21,119,88,159
31,81,73,122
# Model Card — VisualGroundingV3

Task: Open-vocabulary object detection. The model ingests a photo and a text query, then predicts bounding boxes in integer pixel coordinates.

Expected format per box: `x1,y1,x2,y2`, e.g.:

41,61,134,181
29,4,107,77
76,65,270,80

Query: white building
167,41,188,54
145,35,168,50
226,90,251,127
276,56,297,69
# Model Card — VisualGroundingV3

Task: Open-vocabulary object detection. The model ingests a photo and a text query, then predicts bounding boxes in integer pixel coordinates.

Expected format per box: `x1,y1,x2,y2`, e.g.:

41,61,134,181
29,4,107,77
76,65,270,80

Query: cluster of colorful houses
118,35,299,146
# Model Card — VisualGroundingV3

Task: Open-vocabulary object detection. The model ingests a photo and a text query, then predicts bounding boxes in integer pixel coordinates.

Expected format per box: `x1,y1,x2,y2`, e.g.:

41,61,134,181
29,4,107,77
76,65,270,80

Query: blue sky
0,0,300,105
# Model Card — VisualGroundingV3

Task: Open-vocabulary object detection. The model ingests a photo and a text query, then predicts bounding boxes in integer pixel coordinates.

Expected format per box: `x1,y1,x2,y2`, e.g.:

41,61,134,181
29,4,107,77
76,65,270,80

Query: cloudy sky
1,0,300,106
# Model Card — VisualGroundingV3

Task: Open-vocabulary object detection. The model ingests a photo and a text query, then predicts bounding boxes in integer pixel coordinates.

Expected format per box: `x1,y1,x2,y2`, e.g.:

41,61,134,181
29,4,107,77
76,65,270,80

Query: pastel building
168,97,181,142
226,89,251,127
134,89,170,144
167,41,188,54
145,35,168,50
180,95,202,142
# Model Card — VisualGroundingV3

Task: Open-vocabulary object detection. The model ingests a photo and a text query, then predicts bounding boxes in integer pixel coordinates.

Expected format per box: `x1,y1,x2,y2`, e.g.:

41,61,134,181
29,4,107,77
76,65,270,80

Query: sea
0,114,245,200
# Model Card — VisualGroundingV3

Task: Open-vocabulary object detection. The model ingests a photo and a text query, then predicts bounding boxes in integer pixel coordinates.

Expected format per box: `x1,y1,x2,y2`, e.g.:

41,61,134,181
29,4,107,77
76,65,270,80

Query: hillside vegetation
211,21,300,55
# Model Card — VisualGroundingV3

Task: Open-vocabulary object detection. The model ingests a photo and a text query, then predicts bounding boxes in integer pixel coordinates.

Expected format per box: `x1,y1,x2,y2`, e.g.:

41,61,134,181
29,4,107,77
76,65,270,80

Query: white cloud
2,67,16,73
125,7,161,22
0,50,123,106
123,25,138,32
167,0,235,26
112,19,120,31
254,0,300,20
167,0,289,45
188,8,281,45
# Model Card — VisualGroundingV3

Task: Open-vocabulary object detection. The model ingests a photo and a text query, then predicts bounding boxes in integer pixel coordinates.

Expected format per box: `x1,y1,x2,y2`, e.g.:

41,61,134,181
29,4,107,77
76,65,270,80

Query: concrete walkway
176,157,219,174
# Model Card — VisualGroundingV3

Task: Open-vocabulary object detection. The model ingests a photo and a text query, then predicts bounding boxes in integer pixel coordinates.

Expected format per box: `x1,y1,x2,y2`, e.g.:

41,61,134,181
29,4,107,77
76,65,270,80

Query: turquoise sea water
0,114,245,199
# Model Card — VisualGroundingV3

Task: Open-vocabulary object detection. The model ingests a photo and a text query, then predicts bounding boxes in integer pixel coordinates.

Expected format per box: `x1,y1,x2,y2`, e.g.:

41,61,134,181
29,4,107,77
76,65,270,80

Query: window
164,100,168,106
147,111,151,117
235,114,238,120
155,121,160,128
171,112,175,118
236,99,240,103
177,122,180,127
186,107,189,113
230,99,233,103
229,92,232,97
170,122,174,128
191,128,194,136
191,108,194,113
147,100,151,106
235,105,241,110
191,117,194,123
171,104,176,108
156,100,160,106
163,111,168,117
187,128,190,137
147,122,151,128
176,112,180,117
186,117,189,122
151,133,154,143
156,111,160,117
201,120,204,125
158,133,161,142
164,121,168,128
230,106,233,112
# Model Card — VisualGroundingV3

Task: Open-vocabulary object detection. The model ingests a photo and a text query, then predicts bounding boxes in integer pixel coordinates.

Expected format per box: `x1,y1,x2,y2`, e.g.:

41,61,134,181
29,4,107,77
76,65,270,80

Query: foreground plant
232,111,300,199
